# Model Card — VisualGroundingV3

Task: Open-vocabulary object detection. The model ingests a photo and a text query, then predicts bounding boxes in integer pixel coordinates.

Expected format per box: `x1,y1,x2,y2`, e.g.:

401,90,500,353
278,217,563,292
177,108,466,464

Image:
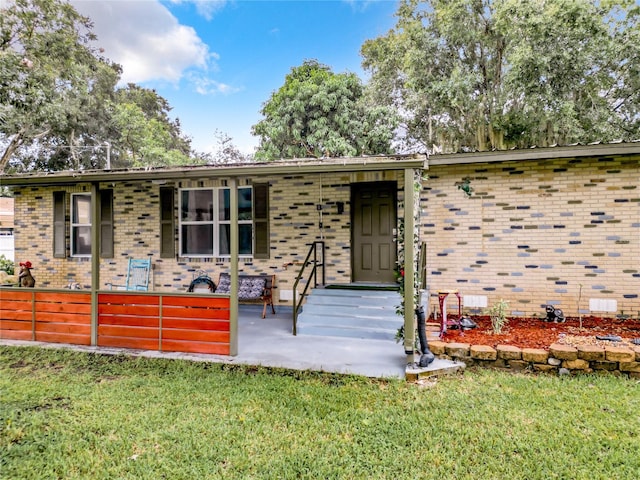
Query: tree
109,85,193,168
0,0,196,172
0,0,116,171
252,60,399,160
205,129,251,165
361,0,640,153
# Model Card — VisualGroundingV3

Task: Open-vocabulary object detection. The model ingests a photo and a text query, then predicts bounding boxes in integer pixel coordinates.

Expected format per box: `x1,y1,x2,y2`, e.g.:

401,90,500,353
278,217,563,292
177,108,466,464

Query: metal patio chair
106,258,151,291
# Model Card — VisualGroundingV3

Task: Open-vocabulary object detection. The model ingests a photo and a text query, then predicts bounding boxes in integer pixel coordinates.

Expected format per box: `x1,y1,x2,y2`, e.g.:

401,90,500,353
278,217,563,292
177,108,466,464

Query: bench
215,272,276,319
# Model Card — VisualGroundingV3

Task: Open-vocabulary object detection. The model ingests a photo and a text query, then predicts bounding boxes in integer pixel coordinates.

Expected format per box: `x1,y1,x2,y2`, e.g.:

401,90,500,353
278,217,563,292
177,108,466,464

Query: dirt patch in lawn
437,316,640,350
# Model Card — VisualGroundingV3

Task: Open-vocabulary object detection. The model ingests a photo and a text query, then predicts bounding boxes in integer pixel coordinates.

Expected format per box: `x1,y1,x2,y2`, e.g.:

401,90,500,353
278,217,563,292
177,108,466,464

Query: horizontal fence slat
162,329,229,343
98,304,160,317
98,336,160,351
0,300,35,312
162,296,230,308
98,315,160,328
98,325,159,339
0,320,32,331
99,293,160,305
161,339,230,355
0,330,33,341
35,332,91,345
161,306,230,321
35,323,91,335
35,292,92,304
35,303,91,315
0,311,33,321
32,312,91,324
0,290,34,301
162,318,230,331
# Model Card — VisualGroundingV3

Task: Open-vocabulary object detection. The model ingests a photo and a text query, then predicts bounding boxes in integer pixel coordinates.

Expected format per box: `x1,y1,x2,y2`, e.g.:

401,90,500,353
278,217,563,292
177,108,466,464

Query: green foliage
110,101,191,168
0,0,196,172
0,255,14,275
2,347,640,479
252,60,399,160
361,0,640,153
487,298,510,334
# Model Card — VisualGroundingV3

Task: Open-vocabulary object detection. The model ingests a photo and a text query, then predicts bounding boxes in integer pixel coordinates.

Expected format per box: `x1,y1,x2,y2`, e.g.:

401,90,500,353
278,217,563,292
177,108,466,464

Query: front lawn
1,346,638,479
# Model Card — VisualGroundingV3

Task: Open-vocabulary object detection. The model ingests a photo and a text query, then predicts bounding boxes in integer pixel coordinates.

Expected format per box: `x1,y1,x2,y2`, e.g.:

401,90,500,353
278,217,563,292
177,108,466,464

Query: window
180,186,264,258
71,193,91,256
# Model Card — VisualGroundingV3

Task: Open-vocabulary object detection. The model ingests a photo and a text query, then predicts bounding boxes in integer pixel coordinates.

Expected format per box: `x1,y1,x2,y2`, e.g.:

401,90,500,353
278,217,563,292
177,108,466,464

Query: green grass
1,346,639,480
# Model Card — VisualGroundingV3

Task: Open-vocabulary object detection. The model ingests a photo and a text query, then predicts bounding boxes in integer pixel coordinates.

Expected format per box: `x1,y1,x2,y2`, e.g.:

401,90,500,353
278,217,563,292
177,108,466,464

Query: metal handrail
292,241,325,335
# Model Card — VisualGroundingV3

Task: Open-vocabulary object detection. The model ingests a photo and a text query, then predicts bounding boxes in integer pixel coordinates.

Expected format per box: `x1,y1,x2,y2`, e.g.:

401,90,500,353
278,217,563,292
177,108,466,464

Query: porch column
229,177,239,356
90,182,100,346
403,168,417,363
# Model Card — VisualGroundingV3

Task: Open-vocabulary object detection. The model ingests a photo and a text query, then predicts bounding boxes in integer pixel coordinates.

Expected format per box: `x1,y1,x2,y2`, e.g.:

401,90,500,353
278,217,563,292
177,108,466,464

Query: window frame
70,193,92,257
178,186,254,258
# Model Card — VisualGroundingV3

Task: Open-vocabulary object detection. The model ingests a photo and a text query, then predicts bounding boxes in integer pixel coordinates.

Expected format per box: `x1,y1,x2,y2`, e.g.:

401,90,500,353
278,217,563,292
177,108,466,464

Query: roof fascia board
0,155,427,187
428,143,640,166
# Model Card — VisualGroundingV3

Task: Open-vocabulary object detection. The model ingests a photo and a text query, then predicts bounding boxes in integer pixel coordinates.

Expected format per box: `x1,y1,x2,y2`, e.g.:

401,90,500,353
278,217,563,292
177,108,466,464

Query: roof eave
427,142,640,166
0,155,428,187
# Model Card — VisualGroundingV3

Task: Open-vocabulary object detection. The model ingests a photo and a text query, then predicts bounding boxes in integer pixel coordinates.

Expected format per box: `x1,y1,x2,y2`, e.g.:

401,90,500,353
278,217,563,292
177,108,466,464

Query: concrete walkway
0,305,459,380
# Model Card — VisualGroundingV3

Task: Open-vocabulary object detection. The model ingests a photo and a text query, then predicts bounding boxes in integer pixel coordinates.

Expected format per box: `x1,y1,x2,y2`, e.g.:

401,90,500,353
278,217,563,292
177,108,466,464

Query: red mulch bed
436,316,640,350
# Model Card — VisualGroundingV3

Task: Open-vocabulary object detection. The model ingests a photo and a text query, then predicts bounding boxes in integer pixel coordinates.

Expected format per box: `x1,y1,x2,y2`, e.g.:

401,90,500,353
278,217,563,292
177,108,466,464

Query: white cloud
187,72,242,96
71,0,212,84
168,0,228,21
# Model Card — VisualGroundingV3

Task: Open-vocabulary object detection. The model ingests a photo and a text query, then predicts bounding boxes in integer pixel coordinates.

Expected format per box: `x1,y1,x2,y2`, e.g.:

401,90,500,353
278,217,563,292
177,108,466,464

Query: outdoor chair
106,258,151,291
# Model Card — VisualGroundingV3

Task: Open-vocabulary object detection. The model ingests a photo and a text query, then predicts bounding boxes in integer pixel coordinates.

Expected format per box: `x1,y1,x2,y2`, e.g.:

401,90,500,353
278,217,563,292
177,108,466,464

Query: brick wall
12,152,638,318
422,154,640,319
13,170,404,301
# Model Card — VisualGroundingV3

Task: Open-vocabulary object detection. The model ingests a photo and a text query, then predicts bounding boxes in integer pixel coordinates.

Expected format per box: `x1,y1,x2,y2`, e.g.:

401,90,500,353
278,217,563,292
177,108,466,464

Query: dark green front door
351,182,397,283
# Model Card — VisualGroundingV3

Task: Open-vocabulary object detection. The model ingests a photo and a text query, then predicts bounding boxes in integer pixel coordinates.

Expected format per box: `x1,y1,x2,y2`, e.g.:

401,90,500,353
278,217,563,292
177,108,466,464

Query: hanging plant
456,177,473,197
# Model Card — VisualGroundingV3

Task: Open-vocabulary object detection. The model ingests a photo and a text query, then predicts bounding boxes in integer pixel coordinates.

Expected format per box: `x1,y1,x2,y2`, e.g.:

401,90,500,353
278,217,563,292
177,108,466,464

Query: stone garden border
424,340,640,379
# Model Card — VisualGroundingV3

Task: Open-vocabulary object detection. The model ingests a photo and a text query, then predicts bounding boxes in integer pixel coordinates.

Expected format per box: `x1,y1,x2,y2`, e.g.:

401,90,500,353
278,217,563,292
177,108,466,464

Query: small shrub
0,255,14,275
487,299,509,334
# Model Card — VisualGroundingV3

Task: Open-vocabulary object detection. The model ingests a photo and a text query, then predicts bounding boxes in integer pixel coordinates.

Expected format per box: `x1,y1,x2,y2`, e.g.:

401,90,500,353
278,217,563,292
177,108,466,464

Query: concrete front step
296,313,401,330
304,294,400,308
300,303,398,317
314,287,400,296
296,324,398,341
296,287,403,341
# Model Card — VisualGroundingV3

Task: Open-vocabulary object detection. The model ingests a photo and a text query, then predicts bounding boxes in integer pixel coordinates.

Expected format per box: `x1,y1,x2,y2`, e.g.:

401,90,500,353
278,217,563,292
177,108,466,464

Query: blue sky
70,0,400,155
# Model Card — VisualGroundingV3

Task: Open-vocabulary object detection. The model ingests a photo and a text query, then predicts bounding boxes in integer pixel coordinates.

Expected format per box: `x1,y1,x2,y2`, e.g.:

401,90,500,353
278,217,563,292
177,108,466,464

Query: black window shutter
160,187,175,258
253,183,269,259
100,189,114,258
53,191,66,258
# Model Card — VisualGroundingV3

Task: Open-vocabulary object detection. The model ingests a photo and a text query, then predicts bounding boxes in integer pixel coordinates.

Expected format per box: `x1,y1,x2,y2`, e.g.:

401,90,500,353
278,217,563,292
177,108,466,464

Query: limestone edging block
428,340,447,355
445,342,470,357
470,345,497,360
562,359,590,370
549,343,578,361
577,345,605,361
618,361,640,373
522,348,548,363
605,346,635,363
496,344,522,360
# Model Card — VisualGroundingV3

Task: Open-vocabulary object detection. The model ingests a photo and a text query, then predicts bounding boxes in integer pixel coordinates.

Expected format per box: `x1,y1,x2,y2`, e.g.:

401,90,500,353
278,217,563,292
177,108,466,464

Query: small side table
438,290,462,338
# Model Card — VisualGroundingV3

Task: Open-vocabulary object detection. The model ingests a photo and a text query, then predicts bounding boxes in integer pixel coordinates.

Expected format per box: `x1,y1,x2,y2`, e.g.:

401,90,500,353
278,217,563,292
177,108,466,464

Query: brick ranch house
0,143,638,358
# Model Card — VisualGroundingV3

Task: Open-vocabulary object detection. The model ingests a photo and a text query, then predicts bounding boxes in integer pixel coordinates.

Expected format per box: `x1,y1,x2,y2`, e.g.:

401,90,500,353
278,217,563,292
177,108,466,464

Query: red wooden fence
0,290,91,345
0,288,231,355
98,292,231,355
